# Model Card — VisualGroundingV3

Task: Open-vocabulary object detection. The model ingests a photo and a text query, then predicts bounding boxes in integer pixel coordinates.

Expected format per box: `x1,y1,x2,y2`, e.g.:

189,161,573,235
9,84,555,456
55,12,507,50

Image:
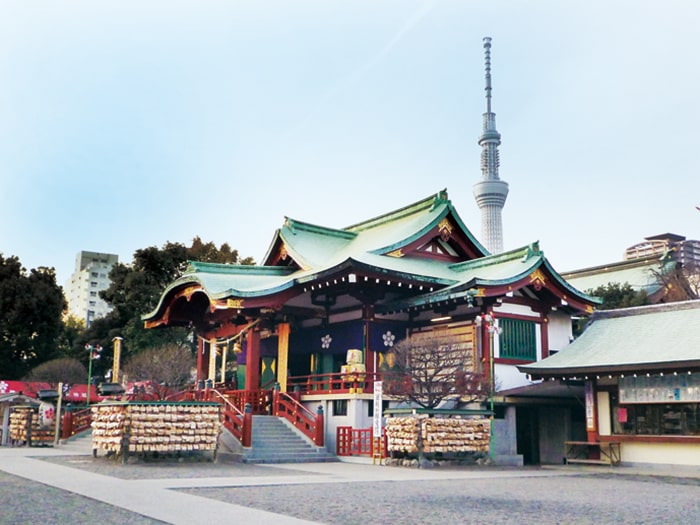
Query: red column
314,404,325,446
245,329,261,390
61,411,73,440
540,316,550,359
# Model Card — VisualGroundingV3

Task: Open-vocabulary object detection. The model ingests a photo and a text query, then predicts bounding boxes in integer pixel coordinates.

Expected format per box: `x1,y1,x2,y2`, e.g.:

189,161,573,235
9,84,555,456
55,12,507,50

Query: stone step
244,416,337,464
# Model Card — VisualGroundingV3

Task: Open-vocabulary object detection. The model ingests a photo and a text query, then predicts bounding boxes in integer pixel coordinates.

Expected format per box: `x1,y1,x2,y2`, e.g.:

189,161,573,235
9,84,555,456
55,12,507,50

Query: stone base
493,454,524,467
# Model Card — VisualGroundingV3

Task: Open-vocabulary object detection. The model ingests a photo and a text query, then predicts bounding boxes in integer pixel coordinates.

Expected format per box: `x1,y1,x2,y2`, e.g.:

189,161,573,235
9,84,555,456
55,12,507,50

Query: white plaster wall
495,363,532,391
547,311,574,352
302,397,370,453
620,442,700,466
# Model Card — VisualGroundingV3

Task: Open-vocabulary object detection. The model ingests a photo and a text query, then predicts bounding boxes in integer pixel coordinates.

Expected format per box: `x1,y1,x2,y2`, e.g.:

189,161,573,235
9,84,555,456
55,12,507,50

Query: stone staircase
244,415,338,464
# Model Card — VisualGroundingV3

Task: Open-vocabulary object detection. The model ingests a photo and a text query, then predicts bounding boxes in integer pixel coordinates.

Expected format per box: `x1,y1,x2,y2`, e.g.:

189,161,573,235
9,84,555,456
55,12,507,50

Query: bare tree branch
383,331,487,409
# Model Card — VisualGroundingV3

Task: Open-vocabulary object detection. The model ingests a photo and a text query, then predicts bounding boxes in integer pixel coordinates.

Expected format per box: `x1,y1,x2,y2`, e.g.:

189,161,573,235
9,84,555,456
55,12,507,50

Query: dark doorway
516,406,540,465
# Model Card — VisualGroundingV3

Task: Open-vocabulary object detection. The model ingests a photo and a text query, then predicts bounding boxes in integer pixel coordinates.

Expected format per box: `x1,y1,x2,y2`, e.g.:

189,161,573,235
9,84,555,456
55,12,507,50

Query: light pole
476,313,501,461
85,343,102,405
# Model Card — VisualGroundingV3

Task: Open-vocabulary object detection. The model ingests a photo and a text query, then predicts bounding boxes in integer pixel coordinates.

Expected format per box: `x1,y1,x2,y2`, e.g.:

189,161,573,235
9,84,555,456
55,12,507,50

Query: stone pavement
1,435,699,525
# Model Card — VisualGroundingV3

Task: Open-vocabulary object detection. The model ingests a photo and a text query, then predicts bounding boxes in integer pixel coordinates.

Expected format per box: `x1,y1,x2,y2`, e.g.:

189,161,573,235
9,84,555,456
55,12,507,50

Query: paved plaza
1,436,699,525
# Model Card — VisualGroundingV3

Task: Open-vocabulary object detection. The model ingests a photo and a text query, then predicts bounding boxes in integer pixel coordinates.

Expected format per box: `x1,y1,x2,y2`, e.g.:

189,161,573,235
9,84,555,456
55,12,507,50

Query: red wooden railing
219,389,272,415
205,389,252,447
61,408,93,439
288,372,381,395
336,426,387,457
272,390,324,446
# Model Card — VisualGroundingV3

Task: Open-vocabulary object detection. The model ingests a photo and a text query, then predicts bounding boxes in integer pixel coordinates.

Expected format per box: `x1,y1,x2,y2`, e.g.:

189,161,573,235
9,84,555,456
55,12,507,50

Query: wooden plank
566,458,611,465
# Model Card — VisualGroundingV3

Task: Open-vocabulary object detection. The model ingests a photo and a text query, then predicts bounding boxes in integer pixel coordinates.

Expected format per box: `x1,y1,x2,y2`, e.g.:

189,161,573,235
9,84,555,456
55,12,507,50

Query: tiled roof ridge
593,299,700,320
561,251,674,278
449,242,541,271
186,260,293,275
282,217,357,239
344,190,449,233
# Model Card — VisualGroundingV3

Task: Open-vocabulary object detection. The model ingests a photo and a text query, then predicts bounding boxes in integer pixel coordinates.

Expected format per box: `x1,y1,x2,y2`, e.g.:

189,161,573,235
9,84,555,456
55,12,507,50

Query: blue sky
1,0,699,287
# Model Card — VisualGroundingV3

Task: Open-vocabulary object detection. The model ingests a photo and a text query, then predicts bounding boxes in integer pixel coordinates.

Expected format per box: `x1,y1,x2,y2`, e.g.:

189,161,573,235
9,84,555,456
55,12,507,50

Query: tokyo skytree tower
473,37,509,254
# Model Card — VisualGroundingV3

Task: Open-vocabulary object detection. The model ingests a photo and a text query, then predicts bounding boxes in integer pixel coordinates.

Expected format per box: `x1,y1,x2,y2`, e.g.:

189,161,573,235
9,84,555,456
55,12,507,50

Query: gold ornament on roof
387,249,404,258
438,219,453,242
227,298,245,309
529,269,546,290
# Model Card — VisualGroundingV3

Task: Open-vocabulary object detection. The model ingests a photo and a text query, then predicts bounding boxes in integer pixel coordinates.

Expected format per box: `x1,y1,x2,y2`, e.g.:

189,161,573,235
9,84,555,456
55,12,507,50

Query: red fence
336,426,387,457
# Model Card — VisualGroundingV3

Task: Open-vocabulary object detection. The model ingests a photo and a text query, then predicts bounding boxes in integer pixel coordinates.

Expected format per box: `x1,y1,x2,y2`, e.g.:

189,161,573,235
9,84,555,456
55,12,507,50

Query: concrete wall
494,406,518,456
537,406,570,464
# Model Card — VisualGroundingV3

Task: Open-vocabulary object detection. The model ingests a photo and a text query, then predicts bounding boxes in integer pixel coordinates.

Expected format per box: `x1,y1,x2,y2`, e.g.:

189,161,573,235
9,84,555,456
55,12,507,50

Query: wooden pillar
277,322,290,392
220,341,227,385
196,337,206,382
245,329,261,390
112,337,123,384
208,339,217,383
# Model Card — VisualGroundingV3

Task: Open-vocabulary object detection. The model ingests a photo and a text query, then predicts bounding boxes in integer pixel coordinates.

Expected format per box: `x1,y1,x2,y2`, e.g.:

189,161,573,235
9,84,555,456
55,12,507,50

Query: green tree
0,254,66,379
83,238,253,364
587,282,649,310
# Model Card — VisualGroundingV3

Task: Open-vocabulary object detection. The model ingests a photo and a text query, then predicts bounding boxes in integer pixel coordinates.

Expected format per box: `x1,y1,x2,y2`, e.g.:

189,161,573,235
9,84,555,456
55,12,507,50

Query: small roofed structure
519,300,700,467
0,393,40,446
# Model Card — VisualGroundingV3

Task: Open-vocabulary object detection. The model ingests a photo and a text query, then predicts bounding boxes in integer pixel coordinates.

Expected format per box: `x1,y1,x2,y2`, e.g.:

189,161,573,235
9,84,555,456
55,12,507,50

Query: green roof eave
518,300,700,377
294,257,454,287
539,257,602,305
142,264,299,322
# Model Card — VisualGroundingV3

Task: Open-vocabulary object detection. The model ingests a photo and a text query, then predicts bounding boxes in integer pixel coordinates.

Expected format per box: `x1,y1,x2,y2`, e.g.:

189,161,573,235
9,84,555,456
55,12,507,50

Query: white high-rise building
65,251,118,326
473,37,509,254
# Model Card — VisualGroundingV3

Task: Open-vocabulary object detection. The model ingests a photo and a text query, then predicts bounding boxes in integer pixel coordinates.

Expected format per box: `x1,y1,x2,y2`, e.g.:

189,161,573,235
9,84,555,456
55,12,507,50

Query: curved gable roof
261,190,488,269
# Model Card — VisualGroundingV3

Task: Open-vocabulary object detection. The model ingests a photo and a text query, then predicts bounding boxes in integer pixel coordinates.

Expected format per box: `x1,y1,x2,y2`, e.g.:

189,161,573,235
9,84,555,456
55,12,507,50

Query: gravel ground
180,473,700,525
0,470,167,525
9,451,700,525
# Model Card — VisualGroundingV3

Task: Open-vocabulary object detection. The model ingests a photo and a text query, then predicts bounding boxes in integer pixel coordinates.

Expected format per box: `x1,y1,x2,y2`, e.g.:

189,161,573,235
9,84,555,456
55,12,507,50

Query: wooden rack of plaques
91,401,221,463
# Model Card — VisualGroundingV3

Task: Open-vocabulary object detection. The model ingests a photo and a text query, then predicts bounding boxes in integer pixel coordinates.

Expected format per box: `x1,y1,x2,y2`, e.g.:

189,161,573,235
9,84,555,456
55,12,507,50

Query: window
499,318,537,361
613,403,700,436
611,389,700,436
90,291,97,297
333,399,348,416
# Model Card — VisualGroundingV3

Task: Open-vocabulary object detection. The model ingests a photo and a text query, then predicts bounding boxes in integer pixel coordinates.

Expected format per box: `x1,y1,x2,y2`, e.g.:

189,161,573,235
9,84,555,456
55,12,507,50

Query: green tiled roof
144,190,597,322
561,254,674,295
519,300,700,376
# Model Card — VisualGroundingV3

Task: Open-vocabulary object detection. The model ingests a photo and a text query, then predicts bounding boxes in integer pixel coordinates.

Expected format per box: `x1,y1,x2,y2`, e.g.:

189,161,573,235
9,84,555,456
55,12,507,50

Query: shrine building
143,190,598,462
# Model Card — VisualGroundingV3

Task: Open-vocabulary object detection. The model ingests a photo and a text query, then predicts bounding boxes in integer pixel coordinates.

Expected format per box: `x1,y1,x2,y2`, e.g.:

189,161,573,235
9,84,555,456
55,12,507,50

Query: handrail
206,389,251,447
272,390,324,446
